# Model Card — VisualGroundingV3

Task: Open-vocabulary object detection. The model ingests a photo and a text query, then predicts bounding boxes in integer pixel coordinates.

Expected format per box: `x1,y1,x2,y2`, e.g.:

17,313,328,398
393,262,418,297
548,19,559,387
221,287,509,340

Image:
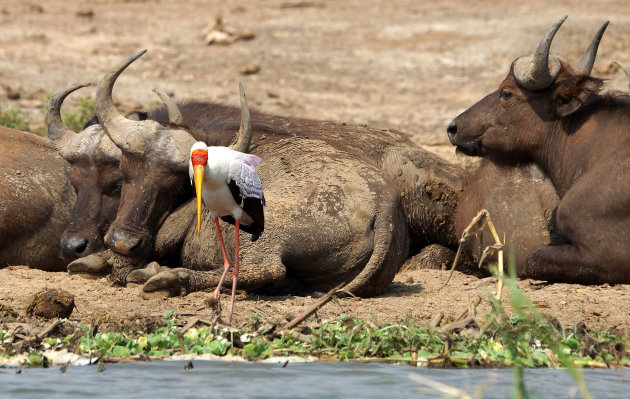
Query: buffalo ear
124,111,148,121
553,75,603,117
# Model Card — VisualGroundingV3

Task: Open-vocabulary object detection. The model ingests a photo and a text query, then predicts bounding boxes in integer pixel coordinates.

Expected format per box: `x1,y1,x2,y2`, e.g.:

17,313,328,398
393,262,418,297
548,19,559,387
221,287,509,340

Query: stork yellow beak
193,164,205,234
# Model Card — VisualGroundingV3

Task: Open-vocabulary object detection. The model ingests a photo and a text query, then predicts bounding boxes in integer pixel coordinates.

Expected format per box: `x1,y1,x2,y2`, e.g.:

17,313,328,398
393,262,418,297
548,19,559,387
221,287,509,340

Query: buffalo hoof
127,261,168,284
400,244,455,272
67,251,111,278
141,268,190,298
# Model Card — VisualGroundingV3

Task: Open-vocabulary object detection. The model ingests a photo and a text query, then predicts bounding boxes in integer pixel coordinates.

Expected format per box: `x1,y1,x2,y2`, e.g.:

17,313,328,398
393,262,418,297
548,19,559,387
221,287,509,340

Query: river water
1,361,628,398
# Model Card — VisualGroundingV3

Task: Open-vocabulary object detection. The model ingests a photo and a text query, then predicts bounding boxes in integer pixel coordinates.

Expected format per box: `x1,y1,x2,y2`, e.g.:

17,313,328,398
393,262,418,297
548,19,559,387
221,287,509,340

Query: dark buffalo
45,83,212,264
46,83,125,261
447,17,630,284
91,51,467,297
0,126,75,270
455,160,560,273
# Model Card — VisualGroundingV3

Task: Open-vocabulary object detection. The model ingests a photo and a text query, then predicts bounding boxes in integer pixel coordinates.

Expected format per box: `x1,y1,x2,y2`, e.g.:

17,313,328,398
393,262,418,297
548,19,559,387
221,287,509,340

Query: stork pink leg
212,217,231,304
228,219,240,325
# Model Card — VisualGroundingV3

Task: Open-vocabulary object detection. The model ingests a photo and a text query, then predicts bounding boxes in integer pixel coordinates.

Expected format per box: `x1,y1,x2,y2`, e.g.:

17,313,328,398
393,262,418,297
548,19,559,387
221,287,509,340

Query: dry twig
442,209,504,300
284,283,345,330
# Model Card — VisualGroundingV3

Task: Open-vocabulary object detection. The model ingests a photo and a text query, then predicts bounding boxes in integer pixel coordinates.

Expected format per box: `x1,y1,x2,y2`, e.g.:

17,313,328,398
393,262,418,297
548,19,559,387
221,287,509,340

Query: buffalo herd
3,16,629,308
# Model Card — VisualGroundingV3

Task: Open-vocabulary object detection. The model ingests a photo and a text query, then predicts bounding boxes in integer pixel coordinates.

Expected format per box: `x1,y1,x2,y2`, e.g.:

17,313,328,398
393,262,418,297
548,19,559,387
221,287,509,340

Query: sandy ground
1,265,629,333
1,0,630,333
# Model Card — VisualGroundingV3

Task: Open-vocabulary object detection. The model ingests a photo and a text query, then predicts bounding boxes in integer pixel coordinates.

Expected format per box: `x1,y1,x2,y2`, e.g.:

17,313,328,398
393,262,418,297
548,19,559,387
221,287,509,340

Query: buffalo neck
533,103,629,197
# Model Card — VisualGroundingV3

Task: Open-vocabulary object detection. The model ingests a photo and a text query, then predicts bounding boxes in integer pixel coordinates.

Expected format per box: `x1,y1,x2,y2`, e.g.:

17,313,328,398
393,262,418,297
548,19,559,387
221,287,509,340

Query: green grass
0,106,30,131
40,94,96,133
0,95,96,134
1,276,628,398
60,96,95,132
2,305,627,369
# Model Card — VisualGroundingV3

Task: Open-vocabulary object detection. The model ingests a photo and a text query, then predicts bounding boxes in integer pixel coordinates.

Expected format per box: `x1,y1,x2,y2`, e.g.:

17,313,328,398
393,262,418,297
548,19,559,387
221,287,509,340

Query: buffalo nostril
447,122,458,137
108,230,142,256
73,239,88,255
61,237,89,258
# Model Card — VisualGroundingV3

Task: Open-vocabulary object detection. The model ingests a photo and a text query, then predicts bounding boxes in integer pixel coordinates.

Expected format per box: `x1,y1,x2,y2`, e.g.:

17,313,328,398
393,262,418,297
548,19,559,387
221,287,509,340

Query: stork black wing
221,179,264,241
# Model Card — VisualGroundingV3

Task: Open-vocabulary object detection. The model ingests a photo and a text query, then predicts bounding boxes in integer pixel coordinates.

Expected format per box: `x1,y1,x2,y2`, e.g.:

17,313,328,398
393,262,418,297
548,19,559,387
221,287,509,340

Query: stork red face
191,147,208,233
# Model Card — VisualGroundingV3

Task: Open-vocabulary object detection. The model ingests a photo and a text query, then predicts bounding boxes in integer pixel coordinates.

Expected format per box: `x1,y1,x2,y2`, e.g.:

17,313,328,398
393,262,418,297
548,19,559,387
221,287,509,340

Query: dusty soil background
1,0,630,333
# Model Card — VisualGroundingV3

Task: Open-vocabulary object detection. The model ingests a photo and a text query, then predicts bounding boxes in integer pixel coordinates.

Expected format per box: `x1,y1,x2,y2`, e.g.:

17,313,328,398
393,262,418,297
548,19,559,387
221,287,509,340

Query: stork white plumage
190,141,265,324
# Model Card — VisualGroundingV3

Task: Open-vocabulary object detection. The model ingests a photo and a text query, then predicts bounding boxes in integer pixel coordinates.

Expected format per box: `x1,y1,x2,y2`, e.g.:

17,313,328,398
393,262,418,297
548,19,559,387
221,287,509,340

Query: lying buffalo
90,50,467,297
46,83,126,261
45,83,222,270
448,17,630,284
0,126,75,270
453,19,609,273
455,160,560,273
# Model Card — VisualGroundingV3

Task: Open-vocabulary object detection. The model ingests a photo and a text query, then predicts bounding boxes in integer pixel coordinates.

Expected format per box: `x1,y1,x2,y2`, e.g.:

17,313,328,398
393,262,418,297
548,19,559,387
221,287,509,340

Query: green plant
61,96,95,132
41,94,95,132
0,106,30,131
482,260,593,399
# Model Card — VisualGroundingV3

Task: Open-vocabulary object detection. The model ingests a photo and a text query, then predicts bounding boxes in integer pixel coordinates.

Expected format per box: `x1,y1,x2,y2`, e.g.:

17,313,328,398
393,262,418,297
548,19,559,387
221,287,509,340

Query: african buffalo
46,83,125,261
447,17,630,284
91,50,467,297
45,83,208,267
455,160,560,273
0,126,75,271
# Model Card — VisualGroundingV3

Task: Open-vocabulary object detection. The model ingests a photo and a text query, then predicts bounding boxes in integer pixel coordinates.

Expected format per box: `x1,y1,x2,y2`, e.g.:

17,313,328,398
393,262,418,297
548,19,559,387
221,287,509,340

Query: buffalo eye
556,96,570,105
499,90,513,100
106,182,123,196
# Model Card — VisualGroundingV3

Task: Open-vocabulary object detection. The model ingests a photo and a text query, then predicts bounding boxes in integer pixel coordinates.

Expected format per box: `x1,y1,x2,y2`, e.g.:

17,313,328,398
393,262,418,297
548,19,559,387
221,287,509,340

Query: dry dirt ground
1,0,630,333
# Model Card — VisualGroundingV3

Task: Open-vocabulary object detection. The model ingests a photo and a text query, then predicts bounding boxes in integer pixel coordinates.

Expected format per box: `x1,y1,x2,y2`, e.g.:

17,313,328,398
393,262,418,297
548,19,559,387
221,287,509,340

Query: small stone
76,9,94,18
239,64,261,75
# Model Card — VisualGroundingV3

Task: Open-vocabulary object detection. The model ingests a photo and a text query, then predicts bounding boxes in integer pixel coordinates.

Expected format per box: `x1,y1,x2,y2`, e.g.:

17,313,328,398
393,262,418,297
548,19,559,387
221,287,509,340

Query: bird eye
499,90,513,100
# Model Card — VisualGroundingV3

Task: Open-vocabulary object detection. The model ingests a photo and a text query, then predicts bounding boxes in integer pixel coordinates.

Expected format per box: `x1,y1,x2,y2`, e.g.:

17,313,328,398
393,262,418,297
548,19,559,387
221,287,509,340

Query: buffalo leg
141,260,286,297
525,244,610,284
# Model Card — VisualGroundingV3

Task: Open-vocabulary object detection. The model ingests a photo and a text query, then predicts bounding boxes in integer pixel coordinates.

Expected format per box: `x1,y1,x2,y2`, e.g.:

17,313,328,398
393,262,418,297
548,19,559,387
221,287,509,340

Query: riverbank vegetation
2,275,628,370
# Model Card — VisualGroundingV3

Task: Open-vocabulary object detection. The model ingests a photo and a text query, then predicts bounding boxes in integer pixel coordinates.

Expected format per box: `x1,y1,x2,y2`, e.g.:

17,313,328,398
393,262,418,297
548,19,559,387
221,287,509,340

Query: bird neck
203,164,226,188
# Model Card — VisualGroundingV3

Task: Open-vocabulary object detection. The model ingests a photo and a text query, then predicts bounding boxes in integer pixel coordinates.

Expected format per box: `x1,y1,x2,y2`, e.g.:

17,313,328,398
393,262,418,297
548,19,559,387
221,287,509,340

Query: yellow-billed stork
190,142,265,324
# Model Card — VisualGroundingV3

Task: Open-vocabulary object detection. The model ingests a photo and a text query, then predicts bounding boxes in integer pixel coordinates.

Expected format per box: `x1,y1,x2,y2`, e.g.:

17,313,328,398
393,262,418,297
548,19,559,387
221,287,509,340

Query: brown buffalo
91,51,467,297
0,126,75,270
455,160,560,273
46,83,125,261
45,83,210,265
447,17,630,284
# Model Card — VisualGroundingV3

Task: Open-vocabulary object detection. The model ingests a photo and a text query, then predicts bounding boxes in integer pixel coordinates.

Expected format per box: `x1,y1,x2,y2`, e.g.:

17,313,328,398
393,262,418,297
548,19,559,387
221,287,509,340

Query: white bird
190,141,265,324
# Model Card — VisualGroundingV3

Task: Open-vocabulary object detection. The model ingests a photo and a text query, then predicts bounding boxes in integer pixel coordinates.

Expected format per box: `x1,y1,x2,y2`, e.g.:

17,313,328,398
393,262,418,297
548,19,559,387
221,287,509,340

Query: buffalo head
46,83,124,259
447,17,607,162
94,50,251,258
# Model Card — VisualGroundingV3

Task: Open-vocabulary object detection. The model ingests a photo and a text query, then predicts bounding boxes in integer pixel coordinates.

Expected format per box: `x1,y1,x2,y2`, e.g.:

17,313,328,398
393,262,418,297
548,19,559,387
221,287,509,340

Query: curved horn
95,49,147,154
45,82,91,152
230,82,252,153
614,61,630,90
576,21,609,75
152,88,183,125
514,15,567,90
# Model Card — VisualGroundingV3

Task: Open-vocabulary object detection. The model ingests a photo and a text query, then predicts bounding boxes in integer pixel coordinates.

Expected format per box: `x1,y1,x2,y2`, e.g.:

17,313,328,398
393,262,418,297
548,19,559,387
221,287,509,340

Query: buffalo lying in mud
448,16,630,284
89,50,468,297
45,83,210,275
46,83,127,263
0,126,75,270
